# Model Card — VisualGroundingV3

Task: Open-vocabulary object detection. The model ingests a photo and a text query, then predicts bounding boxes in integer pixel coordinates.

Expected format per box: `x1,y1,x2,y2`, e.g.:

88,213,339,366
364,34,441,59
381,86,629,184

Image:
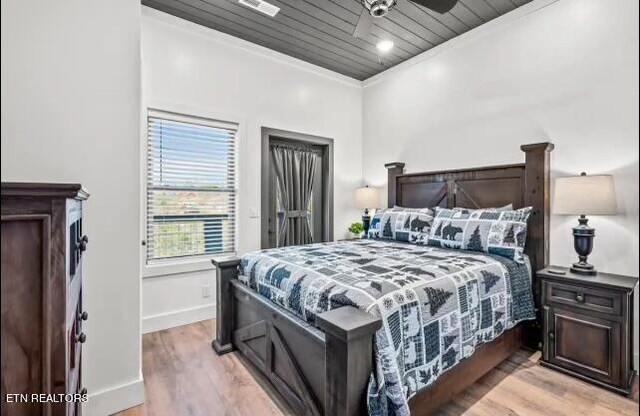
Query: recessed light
376,39,394,54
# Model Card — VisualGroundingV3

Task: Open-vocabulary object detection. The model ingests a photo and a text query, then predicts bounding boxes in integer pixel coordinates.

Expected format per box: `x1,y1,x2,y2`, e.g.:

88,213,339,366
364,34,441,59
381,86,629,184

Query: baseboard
83,377,145,416
142,303,215,334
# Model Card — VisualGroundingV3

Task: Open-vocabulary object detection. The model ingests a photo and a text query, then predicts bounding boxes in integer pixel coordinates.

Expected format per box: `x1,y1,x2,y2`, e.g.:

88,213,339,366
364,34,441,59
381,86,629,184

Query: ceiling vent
238,0,280,17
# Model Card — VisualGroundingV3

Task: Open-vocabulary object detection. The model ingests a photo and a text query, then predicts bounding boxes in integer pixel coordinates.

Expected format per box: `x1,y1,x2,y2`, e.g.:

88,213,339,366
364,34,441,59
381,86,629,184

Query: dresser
539,266,638,396
1,183,89,416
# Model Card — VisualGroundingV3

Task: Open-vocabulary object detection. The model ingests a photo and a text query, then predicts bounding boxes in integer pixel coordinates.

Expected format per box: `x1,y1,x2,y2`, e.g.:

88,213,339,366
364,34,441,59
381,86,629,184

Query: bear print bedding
238,239,535,416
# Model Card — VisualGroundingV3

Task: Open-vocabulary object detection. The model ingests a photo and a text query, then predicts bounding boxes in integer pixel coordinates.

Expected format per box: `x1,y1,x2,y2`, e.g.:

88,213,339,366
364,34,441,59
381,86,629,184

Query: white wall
140,7,363,331
1,0,144,414
362,0,639,368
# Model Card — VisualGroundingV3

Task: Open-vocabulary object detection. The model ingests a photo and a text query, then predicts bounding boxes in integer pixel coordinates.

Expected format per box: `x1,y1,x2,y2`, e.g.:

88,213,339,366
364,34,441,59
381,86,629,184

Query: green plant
348,222,364,235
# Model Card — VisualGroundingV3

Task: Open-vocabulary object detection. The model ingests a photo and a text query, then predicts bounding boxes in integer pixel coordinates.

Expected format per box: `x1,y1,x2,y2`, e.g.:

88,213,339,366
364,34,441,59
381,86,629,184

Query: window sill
142,254,236,279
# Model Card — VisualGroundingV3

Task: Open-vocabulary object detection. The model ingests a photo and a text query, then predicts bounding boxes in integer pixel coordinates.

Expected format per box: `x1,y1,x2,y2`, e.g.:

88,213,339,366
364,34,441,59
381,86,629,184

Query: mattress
239,239,535,416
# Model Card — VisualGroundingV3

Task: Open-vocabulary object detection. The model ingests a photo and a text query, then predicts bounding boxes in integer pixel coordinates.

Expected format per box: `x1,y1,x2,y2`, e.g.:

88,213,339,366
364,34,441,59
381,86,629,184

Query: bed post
521,142,554,349
317,307,382,416
211,257,241,355
521,142,553,274
385,162,405,208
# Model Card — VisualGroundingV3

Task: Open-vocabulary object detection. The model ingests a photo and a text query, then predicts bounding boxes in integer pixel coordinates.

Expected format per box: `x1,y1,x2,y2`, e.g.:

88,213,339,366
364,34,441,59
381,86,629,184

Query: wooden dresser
1,183,89,416
539,266,638,396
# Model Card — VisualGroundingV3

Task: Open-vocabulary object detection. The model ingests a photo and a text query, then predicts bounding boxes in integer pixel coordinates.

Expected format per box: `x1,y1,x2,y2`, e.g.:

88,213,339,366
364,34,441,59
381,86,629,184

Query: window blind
146,109,237,263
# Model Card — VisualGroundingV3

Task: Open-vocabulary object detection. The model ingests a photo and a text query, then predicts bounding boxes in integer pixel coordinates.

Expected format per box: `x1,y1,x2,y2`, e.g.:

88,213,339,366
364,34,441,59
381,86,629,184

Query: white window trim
142,255,217,278
140,100,245,278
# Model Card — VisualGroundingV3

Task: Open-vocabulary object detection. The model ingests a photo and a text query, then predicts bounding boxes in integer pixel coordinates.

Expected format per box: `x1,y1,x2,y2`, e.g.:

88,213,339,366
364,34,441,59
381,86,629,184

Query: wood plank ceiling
142,0,532,81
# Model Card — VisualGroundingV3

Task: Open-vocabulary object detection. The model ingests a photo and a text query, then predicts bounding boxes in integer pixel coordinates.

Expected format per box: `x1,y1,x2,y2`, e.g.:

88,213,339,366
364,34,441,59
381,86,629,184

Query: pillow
427,206,532,262
368,206,434,245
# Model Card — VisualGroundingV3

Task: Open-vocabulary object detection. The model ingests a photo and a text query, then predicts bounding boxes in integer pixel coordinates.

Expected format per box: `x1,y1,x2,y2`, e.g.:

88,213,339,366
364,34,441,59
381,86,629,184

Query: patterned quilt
238,239,535,416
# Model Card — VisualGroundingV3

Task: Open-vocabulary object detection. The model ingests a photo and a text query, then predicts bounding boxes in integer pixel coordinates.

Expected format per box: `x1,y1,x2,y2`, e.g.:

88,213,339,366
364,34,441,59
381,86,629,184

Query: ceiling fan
353,0,458,38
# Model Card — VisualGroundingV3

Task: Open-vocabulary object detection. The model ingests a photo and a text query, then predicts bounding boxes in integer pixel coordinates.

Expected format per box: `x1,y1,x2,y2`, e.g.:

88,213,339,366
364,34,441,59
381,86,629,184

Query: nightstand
538,266,638,396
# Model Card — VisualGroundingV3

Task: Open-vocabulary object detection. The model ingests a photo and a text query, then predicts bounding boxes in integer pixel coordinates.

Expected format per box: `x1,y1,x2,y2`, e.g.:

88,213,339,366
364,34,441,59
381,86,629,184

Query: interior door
267,142,324,248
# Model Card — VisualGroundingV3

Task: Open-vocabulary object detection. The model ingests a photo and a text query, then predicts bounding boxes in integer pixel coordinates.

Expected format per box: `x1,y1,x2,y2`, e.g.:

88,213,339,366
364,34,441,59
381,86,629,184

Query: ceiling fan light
376,39,394,53
370,2,388,16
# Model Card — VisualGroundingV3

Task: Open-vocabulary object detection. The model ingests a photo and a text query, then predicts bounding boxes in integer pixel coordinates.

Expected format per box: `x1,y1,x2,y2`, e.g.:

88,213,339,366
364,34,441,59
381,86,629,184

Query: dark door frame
261,127,334,249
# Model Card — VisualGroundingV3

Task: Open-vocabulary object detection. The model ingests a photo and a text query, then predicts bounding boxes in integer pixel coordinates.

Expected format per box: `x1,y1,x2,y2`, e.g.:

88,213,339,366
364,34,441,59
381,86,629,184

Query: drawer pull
575,294,584,303
78,311,89,321
76,332,87,344
548,331,555,340
77,235,89,252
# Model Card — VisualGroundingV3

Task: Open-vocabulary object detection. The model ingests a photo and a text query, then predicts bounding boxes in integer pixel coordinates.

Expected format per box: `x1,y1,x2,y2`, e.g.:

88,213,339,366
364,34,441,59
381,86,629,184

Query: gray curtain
271,144,318,247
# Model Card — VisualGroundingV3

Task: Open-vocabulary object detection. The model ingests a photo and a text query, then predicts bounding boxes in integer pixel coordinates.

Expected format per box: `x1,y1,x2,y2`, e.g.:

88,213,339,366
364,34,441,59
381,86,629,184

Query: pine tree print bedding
428,206,532,263
239,239,535,416
368,206,434,244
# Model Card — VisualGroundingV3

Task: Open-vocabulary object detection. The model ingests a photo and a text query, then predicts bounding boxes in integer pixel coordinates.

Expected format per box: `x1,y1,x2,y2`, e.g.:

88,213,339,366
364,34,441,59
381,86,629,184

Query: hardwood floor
120,319,638,416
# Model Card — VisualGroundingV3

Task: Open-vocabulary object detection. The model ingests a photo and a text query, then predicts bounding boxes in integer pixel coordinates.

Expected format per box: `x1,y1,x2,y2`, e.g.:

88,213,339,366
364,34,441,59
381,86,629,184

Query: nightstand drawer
544,280,622,316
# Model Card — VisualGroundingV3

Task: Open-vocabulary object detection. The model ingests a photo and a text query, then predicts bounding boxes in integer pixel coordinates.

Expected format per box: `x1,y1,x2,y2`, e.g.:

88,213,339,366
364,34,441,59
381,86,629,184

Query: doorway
261,128,333,249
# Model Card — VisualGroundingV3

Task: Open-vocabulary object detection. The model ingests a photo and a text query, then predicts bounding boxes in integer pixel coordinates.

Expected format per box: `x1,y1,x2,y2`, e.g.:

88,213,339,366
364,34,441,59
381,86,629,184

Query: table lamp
355,186,379,238
553,172,617,275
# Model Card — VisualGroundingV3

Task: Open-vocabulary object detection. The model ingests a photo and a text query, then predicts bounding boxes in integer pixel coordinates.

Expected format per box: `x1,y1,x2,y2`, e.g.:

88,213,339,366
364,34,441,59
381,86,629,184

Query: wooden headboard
385,142,554,347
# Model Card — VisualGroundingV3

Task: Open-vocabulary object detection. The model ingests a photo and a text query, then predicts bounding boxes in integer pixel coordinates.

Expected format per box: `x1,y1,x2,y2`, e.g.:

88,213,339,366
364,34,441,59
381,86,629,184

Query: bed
212,142,554,416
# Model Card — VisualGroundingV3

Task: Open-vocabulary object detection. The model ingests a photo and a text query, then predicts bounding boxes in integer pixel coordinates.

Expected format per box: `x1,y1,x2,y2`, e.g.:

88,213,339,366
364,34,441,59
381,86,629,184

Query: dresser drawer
68,315,84,380
544,280,622,316
68,292,87,402
67,340,83,416
67,198,87,284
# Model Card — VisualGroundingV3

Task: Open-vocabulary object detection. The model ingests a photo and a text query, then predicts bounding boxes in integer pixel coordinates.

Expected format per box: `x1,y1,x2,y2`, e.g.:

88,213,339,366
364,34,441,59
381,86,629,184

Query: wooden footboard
213,258,381,416
212,258,522,416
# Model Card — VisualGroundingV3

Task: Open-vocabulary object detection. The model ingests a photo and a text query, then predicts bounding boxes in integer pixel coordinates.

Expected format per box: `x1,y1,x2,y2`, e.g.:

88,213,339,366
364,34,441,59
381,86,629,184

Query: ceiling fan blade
353,9,374,38
410,0,458,14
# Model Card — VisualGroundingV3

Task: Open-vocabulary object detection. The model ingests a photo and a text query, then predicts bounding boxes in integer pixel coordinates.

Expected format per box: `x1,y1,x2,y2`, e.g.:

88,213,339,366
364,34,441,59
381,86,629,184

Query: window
145,109,237,264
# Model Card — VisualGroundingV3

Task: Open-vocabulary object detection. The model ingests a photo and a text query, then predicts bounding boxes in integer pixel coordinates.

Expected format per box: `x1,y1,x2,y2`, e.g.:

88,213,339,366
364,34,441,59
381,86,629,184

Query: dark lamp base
362,213,371,238
570,262,597,276
570,215,597,276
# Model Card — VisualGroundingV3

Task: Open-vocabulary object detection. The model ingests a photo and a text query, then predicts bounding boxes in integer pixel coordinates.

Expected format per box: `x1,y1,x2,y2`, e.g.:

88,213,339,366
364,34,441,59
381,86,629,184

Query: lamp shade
355,186,379,209
553,173,617,215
